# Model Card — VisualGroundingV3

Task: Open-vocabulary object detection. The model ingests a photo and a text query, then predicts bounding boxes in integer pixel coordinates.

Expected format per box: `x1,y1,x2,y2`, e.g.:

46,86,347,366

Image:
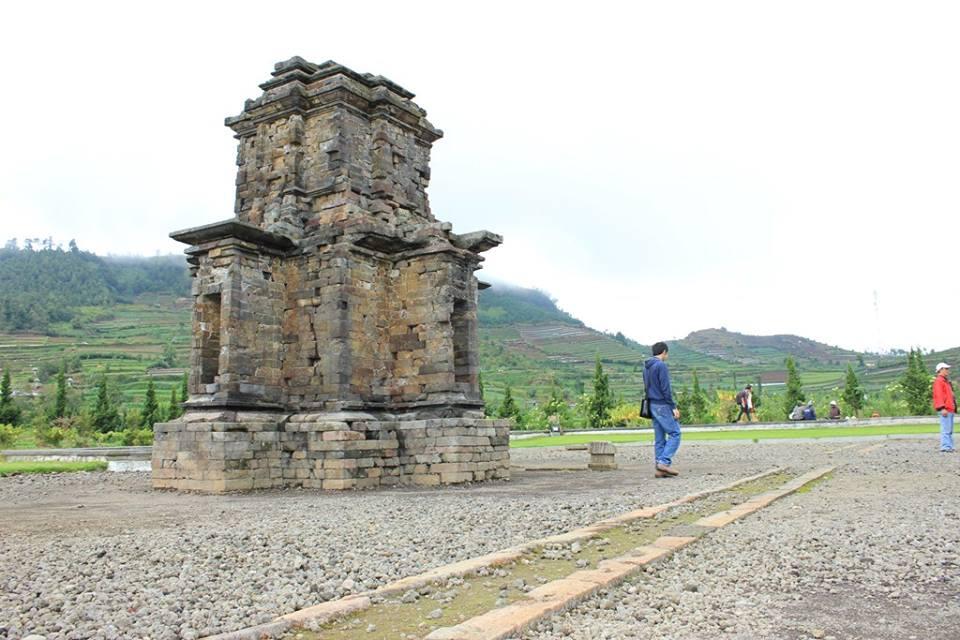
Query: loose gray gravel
520,439,959,640
0,438,950,640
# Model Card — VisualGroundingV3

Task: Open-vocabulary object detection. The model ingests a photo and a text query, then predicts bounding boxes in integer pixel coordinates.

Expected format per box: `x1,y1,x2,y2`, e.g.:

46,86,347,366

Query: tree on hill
91,372,121,432
753,380,764,410
688,370,708,423
142,378,159,427
53,361,68,419
542,386,571,425
901,348,932,415
841,364,865,417
0,369,21,425
497,385,520,421
477,286,582,327
782,356,805,418
675,388,691,423
585,356,613,427
0,241,189,333
159,342,178,368
166,386,180,421
180,373,189,405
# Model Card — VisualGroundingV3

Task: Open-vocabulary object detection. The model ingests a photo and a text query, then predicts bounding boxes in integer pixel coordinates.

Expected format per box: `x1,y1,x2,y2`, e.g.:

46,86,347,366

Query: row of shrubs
0,418,153,449
503,382,931,431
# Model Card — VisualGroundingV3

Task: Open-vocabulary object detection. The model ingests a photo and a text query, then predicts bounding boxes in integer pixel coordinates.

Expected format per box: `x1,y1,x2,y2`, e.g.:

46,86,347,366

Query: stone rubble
3,439,955,639
519,439,960,640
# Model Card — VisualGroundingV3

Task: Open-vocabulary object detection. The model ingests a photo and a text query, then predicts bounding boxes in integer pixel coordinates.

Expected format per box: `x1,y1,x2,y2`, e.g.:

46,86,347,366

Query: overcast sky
2,1,958,352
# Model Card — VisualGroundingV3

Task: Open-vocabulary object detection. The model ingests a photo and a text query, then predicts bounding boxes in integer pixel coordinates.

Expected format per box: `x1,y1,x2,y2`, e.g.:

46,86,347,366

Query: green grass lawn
0,460,108,476
511,423,940,448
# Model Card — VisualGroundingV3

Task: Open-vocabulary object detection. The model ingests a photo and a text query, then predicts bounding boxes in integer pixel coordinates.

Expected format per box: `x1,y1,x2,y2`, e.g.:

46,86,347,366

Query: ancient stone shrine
152,57,510,492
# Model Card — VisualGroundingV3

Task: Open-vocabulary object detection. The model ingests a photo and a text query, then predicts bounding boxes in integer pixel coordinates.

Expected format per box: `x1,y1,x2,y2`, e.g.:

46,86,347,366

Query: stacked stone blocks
153,57,507,492
154,413,510,492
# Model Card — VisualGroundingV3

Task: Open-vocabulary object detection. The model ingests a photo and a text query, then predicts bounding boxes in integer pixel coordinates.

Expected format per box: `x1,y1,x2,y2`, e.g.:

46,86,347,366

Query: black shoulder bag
640,372,652,419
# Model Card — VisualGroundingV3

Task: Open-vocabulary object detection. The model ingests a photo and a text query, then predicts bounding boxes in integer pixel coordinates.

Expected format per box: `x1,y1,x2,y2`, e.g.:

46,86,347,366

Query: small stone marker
588,441,617,471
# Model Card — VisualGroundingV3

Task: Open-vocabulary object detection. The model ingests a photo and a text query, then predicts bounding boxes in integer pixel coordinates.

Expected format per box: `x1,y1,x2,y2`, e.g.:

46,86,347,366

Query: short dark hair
652,341,668,356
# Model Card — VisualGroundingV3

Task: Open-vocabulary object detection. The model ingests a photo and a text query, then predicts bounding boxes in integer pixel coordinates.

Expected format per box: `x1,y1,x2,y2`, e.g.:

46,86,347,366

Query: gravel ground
521,438,959,640
0,438,947,640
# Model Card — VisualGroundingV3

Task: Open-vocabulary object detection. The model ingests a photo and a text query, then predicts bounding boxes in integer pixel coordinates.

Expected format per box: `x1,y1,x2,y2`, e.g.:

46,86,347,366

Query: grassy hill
681,328,860,368
0,245,942,421
474,288,892,406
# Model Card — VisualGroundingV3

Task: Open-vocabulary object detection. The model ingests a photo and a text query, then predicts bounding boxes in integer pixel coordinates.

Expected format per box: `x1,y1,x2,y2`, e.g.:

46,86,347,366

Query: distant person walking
732,384,753,423
643,341,682,478
932,362,955,452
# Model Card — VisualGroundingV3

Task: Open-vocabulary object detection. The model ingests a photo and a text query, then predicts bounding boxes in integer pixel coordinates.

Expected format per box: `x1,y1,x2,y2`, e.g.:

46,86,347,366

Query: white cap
830,400,837,405
936,362,951,372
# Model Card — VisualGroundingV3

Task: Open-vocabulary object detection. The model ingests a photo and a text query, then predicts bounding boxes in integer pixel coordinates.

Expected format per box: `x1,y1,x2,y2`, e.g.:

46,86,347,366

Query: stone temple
152,57,510,492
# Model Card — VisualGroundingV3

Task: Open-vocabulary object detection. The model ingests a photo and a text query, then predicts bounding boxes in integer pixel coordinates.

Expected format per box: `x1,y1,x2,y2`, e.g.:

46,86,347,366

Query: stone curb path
200,467,784,640
199,467,787,640
423,466,834,640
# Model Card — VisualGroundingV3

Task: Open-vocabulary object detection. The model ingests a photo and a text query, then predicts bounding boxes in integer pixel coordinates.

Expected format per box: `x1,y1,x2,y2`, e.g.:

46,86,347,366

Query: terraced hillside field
0,296,190,409
0,280,943,419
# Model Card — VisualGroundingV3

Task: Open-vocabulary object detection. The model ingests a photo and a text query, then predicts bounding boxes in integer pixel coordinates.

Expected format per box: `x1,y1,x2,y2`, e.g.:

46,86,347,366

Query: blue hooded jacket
643,357,675,409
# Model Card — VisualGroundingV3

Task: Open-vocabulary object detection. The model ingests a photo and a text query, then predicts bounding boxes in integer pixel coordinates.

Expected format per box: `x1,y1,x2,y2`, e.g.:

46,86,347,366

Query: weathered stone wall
153,412,510,492
185,238,286,405
229,59,439,241
158,58,506,492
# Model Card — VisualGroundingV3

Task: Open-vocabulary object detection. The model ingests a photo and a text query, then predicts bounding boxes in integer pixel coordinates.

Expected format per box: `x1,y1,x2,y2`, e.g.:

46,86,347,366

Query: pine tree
901,348,932,415
675,388,691,422
497,385,520,420
142,378,159,427
53,361,68,419
91,372,120,433
0,369,21,425
841,364,865,416
689,370,708,423
782,356,805,418
586,356,613,427
166,386,180,421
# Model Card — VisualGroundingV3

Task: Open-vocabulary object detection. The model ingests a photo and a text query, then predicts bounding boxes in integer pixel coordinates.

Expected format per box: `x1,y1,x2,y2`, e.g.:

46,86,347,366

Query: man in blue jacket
643,341,681,478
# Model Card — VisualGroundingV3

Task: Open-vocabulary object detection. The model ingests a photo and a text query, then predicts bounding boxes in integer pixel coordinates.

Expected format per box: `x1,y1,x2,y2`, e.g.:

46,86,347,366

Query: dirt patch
775,586,959,640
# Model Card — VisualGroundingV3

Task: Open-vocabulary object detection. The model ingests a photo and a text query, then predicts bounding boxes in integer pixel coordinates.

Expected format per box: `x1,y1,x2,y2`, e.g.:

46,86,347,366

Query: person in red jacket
932,362,956,452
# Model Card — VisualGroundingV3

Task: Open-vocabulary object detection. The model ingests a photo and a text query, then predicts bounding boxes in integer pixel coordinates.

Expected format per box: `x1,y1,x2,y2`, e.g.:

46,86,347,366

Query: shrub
36,424,72,447
0,423,21,448
520,406,549,430
93,431,123,446
609,403,645,427
121,427,153,446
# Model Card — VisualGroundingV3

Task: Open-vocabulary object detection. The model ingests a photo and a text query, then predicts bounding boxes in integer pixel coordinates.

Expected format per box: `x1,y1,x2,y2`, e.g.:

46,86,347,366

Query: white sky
2,1,958,352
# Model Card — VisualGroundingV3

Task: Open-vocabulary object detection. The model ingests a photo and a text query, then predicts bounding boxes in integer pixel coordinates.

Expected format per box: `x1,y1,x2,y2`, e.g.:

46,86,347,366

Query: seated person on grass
789,403,805,421
802,400,817,420
828,400,842,420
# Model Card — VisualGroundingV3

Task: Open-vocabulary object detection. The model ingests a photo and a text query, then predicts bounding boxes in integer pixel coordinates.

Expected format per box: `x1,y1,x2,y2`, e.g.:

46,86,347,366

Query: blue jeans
651,403,681,466
940,412,955,451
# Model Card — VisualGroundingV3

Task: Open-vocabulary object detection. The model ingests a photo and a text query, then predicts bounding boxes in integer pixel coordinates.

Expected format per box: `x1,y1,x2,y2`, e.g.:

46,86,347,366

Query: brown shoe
654,469,670,478
656,464,679,477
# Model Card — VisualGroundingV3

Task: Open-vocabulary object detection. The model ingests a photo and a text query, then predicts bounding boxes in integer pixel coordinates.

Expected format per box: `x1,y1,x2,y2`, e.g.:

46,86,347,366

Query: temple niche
152,57,510,492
